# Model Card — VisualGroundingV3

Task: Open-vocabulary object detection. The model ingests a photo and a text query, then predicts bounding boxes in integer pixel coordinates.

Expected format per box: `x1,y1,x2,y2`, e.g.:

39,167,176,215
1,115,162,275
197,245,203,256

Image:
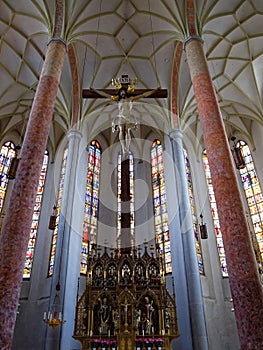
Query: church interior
0,1,263,350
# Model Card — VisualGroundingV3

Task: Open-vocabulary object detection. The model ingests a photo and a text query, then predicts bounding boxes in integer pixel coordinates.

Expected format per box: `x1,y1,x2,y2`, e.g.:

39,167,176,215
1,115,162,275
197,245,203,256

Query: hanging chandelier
43,282,66,329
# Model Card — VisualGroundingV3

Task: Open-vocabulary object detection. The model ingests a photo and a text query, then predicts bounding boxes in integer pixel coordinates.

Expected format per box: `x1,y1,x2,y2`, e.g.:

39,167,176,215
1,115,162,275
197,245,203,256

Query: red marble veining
0,39,66,350
171,42,183,128
54,0,64,37
68,44,80,127
185,37,263,350
187,0,197,36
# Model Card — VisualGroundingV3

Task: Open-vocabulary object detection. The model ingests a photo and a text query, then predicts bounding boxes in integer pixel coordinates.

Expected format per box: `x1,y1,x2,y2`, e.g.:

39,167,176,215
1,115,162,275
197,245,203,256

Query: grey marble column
169,129,208,350
46,129,82,350
163,133,192,350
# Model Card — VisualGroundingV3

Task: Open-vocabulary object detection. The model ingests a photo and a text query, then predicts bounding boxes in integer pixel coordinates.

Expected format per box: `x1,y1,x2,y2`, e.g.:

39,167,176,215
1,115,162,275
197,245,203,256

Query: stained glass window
117,153,135,249
81,140,101,275
184,149,204,274
0,141,16,212
151,140,171,274
236,141,263,268
48,147,68,277
202,150,228,277
23,150,49,278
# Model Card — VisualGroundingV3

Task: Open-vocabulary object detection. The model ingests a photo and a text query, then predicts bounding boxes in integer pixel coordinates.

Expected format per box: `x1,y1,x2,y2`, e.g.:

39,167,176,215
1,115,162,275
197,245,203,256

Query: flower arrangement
89,339,117,349
135,338,164,344
135,338,165,349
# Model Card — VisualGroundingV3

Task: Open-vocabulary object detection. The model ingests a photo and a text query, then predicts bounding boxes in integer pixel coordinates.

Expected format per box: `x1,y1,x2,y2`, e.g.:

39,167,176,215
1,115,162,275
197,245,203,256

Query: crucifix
83,75,167,252
83,75,167,158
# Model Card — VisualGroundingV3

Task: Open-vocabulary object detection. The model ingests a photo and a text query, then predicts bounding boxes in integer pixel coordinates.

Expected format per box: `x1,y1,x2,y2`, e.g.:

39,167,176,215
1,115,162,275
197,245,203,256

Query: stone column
170,129,208,350
163,134,193,350
184,35,263,350
0,38,67,350
53,129,83,350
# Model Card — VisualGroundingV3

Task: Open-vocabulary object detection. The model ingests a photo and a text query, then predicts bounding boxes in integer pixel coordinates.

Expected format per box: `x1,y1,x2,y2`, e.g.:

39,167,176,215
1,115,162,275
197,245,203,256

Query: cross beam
82,88,167,99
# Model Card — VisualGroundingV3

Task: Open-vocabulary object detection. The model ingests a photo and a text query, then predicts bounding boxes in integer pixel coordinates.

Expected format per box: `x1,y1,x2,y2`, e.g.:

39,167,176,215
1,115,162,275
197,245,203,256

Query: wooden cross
82,74,167,100
83,87,167,99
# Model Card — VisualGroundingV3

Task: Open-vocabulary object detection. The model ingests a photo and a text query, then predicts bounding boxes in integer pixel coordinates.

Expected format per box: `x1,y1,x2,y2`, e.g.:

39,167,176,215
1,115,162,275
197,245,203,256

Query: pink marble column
184,36,263,350
0,38,67,350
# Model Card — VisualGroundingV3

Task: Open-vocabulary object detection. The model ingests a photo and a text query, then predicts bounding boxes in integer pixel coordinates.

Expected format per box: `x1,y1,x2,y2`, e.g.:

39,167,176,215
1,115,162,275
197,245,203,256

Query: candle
142,330,144,336
90,330,93,336
43,312,47,321
108,330,110,336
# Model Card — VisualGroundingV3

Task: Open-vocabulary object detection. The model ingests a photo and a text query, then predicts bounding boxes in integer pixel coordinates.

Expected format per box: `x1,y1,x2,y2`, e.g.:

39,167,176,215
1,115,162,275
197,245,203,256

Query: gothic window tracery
48,147,68,277
148,262,160,286
106,264,117,287
134,263,145,285
81,140,101,275
92,263,104,286
0,141,16,212
121,262,131,285
151,139,171,274
184,148,204,274
23,149,49,278
202,149,228,276
236,140,263,276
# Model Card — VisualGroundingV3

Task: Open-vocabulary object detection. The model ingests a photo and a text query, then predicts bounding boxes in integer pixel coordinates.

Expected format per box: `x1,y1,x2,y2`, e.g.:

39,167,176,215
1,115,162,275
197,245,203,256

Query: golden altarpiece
73,244,178,350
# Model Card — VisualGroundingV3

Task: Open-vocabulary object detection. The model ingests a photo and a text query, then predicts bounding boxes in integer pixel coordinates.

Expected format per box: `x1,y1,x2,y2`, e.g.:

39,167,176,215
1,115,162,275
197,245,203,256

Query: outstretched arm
130,87,161,101
89,87,113,99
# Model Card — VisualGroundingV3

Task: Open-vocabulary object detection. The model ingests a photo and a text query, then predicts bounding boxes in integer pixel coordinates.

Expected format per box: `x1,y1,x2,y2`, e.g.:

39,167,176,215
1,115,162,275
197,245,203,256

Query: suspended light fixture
199,213,208,239
7,145,21,179
48,205,57,230
231,136,245,170
43,281,66,329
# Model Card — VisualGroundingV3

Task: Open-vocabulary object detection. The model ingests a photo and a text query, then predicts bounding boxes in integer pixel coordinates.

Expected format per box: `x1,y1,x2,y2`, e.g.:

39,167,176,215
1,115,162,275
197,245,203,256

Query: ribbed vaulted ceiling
0,0,263,154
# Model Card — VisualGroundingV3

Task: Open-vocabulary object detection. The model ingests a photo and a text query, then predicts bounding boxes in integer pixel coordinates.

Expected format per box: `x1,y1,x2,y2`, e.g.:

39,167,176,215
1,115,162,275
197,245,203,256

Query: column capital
183,35,204,50
47,37,67,48
67,129,82,141
170,129,183,141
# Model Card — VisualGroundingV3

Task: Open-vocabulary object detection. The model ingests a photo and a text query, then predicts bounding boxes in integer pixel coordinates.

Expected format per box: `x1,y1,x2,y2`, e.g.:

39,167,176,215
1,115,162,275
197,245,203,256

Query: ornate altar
73,244,178,350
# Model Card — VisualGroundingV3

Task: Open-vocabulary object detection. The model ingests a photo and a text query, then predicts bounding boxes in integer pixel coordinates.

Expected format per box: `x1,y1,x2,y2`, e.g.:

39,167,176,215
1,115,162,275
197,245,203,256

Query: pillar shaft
0,39,66,350
57,129,82,350
184,36,263,350
163,134,193,350
170,129,208,350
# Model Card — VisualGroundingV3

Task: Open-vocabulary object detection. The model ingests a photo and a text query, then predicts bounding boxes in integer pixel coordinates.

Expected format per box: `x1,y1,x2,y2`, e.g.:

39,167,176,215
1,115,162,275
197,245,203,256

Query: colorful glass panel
202,150,228,277
0,141,16,212
48,147,68,277
184,149,204,274
81,140,101,275
23,150,49,278
237,141,263,268
151,140,171,274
